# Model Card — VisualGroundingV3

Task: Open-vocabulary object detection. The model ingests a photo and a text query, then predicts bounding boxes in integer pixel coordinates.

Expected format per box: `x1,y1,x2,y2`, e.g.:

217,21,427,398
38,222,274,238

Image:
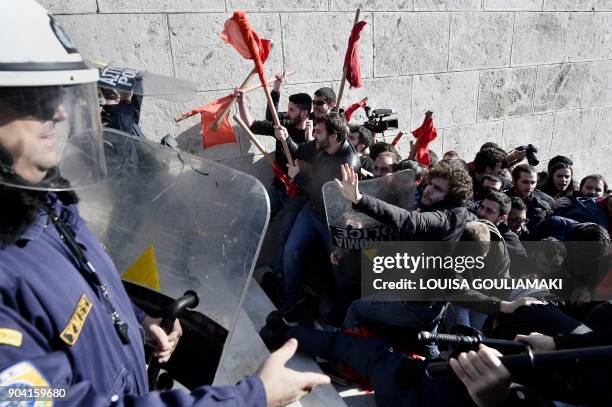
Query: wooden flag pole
174,69,254,124
260,73,295,167
234,115,277,168
334,8,361,113
240,69,296,93
208,69,257,130
173,69,296,124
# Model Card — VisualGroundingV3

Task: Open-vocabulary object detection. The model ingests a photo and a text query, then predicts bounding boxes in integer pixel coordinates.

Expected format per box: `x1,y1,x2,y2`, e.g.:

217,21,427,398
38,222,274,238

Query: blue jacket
0,194,266,406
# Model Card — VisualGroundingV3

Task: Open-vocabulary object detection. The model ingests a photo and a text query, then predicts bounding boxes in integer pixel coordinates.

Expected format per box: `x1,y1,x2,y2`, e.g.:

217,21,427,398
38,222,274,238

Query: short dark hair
349,124,373,148
537,237,567,261
566,223,610,261
567,222,610,243
480,142,502,151
510,196,527,212
482,174,503,186
474,148,506,174
580,174,608,192
314,113,347,143
376,151,401,165
548,155,573,171
511,164,537,182
369,142,399,161
314,87,336,104
427,161,473,208
396,159,425,182
288,93,312,112
484,191,511,216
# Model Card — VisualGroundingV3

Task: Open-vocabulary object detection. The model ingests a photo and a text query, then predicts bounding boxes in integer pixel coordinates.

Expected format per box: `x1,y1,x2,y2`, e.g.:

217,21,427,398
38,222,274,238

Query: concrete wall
47,0,611,183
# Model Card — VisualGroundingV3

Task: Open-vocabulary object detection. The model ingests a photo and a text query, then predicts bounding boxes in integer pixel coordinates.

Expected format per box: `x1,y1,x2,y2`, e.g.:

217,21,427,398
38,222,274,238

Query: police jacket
0,190,266,406
292,139,360,217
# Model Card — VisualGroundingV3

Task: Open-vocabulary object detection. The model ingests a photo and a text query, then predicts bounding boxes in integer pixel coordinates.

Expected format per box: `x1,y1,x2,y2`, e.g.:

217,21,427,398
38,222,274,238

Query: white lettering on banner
99,65,139,90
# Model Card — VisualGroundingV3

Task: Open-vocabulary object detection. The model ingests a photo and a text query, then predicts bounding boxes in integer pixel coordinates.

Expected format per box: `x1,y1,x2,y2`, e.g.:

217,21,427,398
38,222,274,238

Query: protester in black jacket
278,113,359,322
506,164,554,237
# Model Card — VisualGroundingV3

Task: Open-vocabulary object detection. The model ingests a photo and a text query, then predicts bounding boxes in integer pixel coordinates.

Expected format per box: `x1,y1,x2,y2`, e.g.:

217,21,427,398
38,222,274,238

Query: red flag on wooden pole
344,20,367,89
222,10,295,168
411,112,438,166
178,95,237,149
343,97,368,122
221,11,271,88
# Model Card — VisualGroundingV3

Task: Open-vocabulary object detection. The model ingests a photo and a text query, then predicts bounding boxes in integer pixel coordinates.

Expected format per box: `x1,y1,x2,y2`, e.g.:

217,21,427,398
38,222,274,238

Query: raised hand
334,163,361,204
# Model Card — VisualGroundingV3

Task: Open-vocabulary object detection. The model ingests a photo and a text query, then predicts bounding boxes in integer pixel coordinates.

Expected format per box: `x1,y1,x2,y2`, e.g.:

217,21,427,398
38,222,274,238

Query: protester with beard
334,161,476,357
470,148,507,201
275,113,359,323
235,88,313,282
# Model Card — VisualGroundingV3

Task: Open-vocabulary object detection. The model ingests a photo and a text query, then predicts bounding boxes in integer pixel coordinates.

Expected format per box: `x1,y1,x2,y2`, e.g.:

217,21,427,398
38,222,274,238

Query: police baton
425,345,612,379
147,291,199,391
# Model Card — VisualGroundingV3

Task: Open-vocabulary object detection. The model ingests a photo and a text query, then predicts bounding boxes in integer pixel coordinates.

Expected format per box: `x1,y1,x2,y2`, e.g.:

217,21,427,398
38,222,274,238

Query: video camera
516,144,539,166
363,106,398,134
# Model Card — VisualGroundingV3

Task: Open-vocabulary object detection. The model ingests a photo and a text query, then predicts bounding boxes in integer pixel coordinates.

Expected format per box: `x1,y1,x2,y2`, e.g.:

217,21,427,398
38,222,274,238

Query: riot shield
78,129,269,386
92,61,198,102
323,170,416,288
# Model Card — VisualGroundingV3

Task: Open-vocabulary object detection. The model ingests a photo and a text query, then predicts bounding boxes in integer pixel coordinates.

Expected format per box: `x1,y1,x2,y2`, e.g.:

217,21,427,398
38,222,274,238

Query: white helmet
0,0,98,86
0,0,105,191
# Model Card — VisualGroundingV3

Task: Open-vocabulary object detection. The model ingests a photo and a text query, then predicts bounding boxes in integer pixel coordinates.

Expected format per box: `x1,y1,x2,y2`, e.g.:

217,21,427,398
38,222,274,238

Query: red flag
180,95,237,149
343,98,367,122
344,20,367,88
221,11,271,87
411,114,437,166
271,163,298,198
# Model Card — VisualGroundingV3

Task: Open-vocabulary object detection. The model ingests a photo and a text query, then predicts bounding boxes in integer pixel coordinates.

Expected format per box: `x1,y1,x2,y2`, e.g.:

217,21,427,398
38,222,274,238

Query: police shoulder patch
60,294,93,346
0,328,23,348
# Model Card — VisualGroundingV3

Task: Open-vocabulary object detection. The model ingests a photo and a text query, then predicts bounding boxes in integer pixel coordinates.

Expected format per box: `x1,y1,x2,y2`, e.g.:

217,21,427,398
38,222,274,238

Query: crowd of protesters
228,71,612,406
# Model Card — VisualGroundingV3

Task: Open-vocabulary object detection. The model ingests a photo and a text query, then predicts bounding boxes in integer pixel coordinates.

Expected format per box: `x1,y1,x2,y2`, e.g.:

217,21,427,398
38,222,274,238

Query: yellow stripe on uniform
60,295,93,346
0,328,22,348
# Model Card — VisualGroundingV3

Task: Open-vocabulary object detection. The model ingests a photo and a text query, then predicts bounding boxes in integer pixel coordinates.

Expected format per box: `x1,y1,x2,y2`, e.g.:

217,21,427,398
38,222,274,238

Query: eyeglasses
313,100,328,106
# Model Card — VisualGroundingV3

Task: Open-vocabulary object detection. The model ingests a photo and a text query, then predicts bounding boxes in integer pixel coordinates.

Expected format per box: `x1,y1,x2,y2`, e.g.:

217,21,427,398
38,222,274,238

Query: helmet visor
0,82,105,191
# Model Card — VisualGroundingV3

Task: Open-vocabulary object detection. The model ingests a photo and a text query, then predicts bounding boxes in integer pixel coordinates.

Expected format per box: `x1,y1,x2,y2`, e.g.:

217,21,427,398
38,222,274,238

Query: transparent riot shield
323,170,416,288
92,61,199,102
78,129,269,386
